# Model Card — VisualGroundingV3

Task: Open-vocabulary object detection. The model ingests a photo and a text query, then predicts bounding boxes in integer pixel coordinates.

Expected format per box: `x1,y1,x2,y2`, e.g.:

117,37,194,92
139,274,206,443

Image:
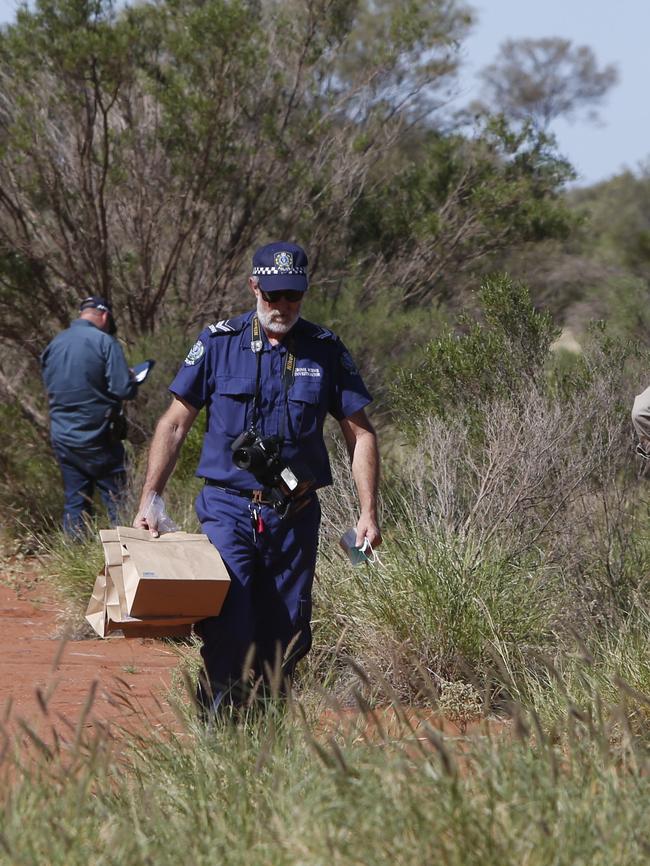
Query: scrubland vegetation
6,274,650,865
2,0,650,862
4,676,650,866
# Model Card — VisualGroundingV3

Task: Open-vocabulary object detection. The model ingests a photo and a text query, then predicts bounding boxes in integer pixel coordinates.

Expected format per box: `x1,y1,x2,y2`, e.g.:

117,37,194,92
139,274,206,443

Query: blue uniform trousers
194,484,321,713
52,440,127,535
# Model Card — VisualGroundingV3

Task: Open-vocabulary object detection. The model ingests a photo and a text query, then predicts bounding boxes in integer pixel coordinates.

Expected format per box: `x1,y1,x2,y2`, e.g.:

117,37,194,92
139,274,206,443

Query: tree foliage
346,118,575,304
571,166,650,275
476,37,619,130
0,0,473,348
0,0,578,471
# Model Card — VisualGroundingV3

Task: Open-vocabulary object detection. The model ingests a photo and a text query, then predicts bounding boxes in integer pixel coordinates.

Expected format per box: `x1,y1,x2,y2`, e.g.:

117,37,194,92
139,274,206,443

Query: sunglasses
260,289,303,303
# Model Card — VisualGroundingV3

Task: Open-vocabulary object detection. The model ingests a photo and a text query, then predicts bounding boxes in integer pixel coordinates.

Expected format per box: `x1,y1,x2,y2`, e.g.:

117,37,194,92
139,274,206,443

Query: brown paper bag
85,527,228,639
116,527,230,618
85,566,195,638
85,570,109,637
99,529,130,617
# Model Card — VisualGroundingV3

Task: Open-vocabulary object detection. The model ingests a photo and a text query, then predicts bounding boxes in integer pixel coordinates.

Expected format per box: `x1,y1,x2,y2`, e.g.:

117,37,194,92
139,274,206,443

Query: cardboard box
85,527,230,639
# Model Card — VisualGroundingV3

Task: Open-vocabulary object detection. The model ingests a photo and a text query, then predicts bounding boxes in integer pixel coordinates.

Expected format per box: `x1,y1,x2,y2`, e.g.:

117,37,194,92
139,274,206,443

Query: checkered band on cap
252,241,309,292
252,265,307,276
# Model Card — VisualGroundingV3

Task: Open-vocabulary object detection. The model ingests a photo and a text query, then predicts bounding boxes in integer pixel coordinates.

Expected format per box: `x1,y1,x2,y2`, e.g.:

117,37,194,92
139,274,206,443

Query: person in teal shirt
41,297,137,534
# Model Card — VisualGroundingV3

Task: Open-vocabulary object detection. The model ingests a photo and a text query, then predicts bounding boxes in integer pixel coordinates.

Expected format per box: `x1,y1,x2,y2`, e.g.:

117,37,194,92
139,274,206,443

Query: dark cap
252,241,309,293
79,296,116,335
79,296,113,313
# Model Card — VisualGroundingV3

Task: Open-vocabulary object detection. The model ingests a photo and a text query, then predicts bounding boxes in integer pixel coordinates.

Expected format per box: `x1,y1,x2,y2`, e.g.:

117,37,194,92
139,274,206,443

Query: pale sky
0,0,645,188
461,0,649,186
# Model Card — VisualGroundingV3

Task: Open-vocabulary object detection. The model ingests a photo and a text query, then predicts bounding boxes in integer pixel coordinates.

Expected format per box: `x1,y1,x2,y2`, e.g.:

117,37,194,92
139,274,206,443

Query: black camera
231,429,282,479
231,428,313,502
105,405,128,444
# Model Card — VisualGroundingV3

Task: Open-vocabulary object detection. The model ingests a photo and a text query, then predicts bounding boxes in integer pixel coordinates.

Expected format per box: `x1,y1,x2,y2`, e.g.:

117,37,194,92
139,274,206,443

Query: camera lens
232,446,254,470
231,433,282,482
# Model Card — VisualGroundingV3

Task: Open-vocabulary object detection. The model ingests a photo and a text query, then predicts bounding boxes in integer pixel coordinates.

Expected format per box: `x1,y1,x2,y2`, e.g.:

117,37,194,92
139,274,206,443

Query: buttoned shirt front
169,312,372,490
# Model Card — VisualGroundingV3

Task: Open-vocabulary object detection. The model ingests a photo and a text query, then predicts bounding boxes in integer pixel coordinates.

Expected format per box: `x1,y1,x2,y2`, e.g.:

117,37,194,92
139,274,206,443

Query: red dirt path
0,564,182,742
0,559,507,754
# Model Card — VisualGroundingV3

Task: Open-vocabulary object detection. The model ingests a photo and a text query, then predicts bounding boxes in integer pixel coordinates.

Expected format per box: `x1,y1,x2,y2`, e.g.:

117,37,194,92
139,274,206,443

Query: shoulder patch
340,349,359,375
184,340,205,366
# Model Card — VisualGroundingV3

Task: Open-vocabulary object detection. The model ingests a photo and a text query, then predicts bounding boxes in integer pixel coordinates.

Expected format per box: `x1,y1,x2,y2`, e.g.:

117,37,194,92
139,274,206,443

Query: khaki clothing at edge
632,386,650,446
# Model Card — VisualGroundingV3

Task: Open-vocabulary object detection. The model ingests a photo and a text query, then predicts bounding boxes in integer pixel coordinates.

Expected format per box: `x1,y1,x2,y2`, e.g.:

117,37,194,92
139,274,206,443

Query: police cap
252,241,309,293
79,296,116,335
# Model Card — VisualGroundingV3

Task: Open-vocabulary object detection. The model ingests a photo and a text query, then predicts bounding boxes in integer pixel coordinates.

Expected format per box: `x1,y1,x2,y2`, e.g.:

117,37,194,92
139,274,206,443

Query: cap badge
274,251,293,272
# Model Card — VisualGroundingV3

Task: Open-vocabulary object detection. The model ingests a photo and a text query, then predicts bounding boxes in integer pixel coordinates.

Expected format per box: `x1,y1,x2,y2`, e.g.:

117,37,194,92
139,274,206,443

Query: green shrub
390,273,559,436
0,404,61,534
37,528,105,634
312,514,561,701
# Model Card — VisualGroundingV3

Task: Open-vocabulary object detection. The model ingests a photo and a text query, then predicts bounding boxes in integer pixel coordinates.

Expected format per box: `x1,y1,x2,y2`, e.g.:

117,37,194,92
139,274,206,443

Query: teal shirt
41,319,137,447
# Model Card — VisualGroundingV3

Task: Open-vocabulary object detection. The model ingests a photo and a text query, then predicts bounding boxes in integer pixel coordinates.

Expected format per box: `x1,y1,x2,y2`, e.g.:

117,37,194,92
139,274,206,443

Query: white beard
256,301,300,336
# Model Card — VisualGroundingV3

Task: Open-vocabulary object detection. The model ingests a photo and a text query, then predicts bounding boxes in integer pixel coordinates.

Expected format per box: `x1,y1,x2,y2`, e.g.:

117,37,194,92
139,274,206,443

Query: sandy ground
0,557,506,760
0,562,184,745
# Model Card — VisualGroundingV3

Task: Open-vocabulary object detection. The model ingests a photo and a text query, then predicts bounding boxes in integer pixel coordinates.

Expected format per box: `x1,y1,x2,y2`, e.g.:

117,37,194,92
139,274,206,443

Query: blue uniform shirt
169,312,372,490
41,319,137,448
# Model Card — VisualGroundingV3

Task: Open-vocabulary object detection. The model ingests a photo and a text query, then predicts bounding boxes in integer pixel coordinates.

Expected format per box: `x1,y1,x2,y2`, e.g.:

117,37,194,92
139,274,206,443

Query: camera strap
248,315,296,441
278,339,296,443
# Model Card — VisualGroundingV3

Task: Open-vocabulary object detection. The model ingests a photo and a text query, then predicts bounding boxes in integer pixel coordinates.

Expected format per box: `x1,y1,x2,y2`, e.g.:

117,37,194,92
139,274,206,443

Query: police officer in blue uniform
134,241,381,714
41,297,138,534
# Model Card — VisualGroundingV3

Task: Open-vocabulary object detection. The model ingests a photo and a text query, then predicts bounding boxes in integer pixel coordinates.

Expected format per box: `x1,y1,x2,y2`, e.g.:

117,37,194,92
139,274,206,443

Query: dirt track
0,563,182,741
0,559,505,754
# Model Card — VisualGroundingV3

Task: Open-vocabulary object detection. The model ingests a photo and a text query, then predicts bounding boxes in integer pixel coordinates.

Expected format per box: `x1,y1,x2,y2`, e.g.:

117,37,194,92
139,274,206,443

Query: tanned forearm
350,427,380,522
339,409,382,548
138,418,186,507
134,398,198,528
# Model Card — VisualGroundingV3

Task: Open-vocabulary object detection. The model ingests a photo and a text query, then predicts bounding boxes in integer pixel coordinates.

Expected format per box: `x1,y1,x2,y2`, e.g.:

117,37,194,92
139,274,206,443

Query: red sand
0,567,182,743
0,559,507,757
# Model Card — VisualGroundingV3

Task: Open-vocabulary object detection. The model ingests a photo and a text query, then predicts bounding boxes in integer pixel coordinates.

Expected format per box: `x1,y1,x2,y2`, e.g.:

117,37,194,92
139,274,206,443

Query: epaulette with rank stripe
299,319,338,342
208,315,246,336
314,325,336,341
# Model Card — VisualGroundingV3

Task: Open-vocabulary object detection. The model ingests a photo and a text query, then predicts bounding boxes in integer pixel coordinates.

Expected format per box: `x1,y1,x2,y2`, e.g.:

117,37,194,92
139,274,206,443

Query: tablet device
132,359,156,384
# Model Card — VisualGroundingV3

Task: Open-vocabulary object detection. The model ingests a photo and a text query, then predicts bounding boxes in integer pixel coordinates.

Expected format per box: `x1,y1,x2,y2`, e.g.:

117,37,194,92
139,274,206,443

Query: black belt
203,481,276,503
203,480,315,515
